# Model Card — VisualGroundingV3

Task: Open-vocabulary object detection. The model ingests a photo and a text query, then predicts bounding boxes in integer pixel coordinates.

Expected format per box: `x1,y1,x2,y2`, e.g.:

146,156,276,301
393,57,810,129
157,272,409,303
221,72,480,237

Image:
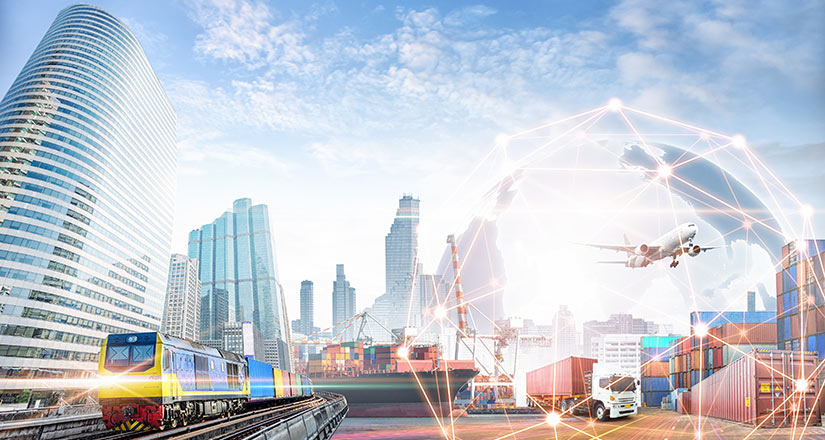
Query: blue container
641,376,671,392
248,358,275,399
643,391,669,407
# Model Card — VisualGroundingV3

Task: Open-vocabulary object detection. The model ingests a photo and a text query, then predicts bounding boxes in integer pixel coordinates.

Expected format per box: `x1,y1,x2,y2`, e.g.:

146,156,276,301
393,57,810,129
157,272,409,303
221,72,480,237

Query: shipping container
248,358,275,399
678,391,691,414
710,322,777,346
721,344,777,366
641,361,669,378
641,376,671,393
642,336,682,349
643,391,669,407
692,350,820,426
526,356,597,397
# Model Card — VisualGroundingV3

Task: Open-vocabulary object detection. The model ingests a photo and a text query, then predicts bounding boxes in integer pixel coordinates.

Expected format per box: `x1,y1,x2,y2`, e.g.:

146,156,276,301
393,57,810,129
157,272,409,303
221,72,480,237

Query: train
98,332,313,431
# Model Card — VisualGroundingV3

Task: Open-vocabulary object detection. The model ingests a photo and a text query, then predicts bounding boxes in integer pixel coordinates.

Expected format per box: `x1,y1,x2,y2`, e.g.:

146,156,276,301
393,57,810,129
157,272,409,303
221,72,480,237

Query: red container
678,391,691,414
526,356,597,397
712,322,777,346
692,350,820,426
442,360,475,370
642,361,669,378
396,360,435,373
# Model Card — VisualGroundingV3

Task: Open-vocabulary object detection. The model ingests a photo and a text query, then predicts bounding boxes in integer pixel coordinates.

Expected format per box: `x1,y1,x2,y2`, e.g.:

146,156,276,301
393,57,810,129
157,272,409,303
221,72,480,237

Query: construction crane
447,234,470,360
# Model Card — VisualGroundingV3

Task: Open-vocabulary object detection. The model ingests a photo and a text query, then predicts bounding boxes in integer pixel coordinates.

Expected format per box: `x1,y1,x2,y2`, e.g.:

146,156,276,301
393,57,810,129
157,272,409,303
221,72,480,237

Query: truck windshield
608,376,636,392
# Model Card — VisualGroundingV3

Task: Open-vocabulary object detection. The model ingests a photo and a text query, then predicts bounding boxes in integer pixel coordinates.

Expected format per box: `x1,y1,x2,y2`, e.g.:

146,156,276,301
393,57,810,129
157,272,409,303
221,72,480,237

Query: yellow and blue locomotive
98,332,312,431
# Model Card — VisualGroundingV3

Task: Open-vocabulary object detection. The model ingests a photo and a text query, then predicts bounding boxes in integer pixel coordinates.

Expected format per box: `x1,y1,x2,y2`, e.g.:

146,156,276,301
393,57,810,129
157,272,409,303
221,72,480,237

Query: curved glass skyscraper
0,4,176,390
188,198,292,371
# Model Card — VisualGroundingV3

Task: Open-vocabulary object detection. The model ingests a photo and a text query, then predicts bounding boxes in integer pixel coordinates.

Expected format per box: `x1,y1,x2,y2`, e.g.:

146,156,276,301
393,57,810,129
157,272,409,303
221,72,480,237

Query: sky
1,0,823,332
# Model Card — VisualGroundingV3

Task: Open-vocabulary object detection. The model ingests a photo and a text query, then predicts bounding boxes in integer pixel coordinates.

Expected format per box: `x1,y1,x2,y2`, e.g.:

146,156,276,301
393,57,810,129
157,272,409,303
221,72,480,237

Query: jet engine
635,244,650,255
688,244,701,257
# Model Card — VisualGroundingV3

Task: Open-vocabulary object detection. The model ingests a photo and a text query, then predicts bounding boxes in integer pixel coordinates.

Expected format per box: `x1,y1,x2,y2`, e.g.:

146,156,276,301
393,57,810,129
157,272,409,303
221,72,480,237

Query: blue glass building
188,198,291,370
0,4,175,388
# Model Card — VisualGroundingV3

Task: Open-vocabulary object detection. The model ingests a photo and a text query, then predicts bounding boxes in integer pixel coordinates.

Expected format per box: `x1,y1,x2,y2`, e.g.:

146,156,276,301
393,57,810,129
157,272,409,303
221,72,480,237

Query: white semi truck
526,356,639,421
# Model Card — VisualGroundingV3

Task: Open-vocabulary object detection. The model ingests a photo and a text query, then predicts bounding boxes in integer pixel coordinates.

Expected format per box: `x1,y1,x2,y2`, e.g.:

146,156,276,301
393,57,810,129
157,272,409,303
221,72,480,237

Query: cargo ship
297,342,478,417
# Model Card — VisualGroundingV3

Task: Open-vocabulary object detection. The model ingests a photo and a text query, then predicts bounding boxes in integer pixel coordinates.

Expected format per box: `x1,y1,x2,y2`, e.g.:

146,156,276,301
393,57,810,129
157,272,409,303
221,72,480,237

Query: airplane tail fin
623,233,632,257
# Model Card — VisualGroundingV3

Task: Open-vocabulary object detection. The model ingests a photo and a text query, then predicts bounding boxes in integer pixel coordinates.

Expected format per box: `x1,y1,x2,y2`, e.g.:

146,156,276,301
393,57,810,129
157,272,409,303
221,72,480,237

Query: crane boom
447,234,469,359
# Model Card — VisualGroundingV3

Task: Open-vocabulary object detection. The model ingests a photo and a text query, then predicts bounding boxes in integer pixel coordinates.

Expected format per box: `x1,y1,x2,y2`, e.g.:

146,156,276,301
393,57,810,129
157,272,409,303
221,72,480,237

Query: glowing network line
394,98,820,439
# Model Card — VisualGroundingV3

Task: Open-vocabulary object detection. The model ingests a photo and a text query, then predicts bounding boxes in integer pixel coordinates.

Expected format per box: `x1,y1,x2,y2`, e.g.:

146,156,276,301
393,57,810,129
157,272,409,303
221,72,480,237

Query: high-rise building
552,305,578,358
188,198,290,370
331,264,356,341
0,4,175,394
162,255,201,341
363,196,421,340
222,321,265,361
582,314,659,357
385,195,419,297
297,280,317,335
747,290,756,312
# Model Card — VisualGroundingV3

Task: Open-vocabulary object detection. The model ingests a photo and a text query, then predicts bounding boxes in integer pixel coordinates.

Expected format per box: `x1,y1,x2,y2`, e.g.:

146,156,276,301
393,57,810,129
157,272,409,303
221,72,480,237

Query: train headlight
127,336,138,343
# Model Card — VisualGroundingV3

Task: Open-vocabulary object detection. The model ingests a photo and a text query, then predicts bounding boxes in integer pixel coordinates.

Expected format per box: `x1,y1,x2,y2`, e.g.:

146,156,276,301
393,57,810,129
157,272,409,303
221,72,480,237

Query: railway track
3,394,346,440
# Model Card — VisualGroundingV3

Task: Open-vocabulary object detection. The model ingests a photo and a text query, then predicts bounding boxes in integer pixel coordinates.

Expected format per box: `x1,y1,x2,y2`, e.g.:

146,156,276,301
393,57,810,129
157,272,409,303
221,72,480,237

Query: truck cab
589,371,639,421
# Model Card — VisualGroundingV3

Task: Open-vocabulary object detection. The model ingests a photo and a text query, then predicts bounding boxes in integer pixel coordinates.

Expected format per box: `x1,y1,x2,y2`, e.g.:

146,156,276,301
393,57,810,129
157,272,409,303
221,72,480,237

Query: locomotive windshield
105,343,155,372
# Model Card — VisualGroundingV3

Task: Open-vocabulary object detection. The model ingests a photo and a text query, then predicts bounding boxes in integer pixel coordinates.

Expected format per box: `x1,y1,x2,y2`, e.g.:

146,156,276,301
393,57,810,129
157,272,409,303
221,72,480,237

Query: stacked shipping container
641,336,680,407
669,321,777,390
302,343,453,376
691,349,820,426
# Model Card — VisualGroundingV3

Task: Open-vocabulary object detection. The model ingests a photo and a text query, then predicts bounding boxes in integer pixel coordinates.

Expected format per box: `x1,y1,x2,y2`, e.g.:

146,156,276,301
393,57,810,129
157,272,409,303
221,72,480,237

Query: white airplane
586,222,721,268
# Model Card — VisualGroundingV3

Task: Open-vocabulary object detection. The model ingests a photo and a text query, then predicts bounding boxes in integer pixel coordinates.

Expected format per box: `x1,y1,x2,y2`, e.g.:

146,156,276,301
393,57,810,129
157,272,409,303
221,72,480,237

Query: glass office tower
0,4,176,392
188,198,291,370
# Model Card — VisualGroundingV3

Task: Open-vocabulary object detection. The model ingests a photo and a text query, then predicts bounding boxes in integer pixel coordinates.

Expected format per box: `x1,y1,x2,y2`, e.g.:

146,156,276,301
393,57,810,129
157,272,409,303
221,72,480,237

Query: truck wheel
595,403,607,422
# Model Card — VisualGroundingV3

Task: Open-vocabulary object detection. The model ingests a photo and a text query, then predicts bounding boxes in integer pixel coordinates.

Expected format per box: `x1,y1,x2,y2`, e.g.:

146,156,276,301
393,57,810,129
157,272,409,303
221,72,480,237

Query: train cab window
105,346,129,368
104,343,155,372
163,349,172,372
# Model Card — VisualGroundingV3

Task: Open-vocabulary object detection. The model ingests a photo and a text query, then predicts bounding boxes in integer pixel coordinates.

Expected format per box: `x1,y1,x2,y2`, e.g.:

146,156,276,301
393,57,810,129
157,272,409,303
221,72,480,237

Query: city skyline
1,1,822,331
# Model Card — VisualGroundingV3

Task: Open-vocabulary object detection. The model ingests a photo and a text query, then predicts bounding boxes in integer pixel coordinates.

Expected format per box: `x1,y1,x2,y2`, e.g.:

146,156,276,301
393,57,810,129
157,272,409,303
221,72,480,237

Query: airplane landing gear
670,258,679,268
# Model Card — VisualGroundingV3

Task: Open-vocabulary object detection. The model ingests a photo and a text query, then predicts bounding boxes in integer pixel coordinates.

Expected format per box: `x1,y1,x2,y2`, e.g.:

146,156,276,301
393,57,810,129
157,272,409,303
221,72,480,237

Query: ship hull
311,368,478,418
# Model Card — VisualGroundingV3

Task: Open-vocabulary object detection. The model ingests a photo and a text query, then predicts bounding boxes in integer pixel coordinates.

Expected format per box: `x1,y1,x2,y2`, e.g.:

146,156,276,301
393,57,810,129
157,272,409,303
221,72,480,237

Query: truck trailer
526,356,638,421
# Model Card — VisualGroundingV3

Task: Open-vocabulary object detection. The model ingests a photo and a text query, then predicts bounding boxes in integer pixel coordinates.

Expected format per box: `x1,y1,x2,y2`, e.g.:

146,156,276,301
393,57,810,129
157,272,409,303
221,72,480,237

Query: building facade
552,305,578,359
582,314,658,357
222,321,265,361
188,198,290,370
331,264,356,341
591,334,643,376
161,254,201,341
0,4,176,390
776,239,825,357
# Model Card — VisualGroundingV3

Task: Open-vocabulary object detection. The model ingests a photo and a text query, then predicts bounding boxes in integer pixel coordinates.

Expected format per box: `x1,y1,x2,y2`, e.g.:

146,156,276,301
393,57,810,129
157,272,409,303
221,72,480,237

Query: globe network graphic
411,99,820,439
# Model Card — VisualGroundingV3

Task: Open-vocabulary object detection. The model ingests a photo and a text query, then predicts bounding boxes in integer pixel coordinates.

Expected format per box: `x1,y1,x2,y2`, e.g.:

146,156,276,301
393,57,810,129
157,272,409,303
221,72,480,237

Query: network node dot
607,98,622,112
546,412,561,426
732,135,746,148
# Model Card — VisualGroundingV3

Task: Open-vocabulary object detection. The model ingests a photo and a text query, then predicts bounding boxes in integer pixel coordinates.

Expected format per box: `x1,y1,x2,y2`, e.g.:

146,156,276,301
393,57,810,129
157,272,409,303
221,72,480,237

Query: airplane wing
597,261,628,265
585,244,636,253
674,245,724,256
586,243,662,255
